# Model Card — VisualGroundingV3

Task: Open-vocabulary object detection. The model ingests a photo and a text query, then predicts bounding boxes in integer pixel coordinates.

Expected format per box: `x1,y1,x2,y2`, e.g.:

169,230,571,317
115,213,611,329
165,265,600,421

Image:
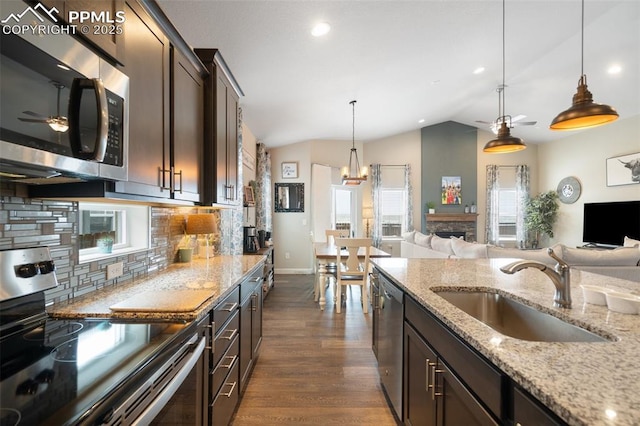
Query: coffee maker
243,226,259,253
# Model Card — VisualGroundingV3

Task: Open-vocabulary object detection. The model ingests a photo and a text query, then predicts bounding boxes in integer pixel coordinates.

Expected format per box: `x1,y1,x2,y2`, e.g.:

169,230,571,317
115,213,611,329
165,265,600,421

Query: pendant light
341,100,368,185
483,0,526,153
550,0,618,130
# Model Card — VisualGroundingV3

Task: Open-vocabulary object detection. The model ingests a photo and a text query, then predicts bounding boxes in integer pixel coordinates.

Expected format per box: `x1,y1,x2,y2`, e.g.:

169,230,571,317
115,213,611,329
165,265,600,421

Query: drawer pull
220,328,237,341
221,355,237,369
221,302,238,312
220,381,237,397
429,361,437,400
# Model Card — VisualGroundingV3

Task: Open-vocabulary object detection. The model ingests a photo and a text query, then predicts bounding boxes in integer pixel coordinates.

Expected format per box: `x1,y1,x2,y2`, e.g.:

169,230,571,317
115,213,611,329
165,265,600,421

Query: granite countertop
370,257,640,426
48,255,265,322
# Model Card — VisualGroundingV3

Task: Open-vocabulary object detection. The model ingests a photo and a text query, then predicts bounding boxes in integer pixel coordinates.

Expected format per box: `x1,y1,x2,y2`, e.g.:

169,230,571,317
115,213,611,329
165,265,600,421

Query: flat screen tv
582,201,640,247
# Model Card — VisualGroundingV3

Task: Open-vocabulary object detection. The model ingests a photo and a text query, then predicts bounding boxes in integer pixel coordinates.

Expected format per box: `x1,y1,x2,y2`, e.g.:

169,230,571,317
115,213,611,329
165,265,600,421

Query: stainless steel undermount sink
434,290,611,342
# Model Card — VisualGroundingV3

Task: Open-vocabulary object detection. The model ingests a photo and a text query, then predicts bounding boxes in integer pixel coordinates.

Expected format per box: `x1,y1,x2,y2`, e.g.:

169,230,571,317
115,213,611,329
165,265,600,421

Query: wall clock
557,176,581,204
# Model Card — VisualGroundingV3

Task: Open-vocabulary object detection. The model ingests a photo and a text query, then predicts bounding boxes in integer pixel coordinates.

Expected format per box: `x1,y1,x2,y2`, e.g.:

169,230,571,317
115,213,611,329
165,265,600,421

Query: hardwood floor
231,274,398,425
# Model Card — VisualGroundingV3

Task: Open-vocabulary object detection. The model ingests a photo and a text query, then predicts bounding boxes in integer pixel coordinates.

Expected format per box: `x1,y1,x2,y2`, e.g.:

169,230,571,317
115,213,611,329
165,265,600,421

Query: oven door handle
132,336,206,426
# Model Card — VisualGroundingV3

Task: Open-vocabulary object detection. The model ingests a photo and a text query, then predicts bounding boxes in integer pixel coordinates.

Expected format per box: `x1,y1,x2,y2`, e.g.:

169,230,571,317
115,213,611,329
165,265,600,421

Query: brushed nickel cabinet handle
220,328,237,341
220,381,237,397
220,355,237,369
222,302,238,312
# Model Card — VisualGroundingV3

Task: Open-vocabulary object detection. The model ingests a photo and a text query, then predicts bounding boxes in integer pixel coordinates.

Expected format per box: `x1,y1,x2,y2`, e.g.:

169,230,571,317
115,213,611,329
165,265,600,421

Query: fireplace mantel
425,213,478,222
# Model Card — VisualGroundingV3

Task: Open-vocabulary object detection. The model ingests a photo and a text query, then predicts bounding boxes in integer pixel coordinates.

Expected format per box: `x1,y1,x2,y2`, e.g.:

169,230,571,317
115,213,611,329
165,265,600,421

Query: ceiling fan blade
511,121,537,127
18,117,49,123
22,110,48,119
475,120,494,125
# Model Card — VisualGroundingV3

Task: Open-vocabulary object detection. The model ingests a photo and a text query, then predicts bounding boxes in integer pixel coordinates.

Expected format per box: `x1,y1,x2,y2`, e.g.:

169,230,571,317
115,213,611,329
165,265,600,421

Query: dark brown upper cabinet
196,49,243,206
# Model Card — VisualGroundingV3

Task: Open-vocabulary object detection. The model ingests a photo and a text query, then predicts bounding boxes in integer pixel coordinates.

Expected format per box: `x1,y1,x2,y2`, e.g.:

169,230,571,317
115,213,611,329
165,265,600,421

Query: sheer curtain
404,164,413,233
371,164,382,248
256,142,272,233
485,165,500,244
515,165,530,248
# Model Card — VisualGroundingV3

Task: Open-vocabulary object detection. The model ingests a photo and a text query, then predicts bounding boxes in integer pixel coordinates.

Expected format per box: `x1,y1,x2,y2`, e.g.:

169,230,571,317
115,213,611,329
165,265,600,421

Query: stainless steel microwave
0,2,129,184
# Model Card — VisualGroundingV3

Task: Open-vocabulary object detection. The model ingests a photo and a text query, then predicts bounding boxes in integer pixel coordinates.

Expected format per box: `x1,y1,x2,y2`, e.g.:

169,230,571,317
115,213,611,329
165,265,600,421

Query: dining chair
334,237,372,314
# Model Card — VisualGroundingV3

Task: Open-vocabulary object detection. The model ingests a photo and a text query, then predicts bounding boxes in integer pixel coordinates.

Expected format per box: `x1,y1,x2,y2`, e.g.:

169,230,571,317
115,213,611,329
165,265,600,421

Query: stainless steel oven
0,1,128,184
0,247,209,426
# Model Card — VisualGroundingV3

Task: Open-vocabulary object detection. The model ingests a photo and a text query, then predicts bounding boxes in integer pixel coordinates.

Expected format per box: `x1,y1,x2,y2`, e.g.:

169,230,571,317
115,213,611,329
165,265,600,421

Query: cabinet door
513,387,564,426
171,48,203,202
116,1,170,198
251,286,263,358
215,74,229,204
226,87,239,202
404,324,437,426
437,361,499,426
239,294,252,391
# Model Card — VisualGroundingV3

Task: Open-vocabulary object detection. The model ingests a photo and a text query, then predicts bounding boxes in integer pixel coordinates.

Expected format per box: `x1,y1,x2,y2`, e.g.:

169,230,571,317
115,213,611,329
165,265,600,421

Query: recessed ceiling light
608,64,622,75
473,67,485,75
418,119,425,124
57,64,70,71
311,22,331,37
431,80,440,85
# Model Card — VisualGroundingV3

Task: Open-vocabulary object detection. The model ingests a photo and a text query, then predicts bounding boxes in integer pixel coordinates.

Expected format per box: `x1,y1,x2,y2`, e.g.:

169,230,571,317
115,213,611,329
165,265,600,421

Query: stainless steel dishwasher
373,270,404,421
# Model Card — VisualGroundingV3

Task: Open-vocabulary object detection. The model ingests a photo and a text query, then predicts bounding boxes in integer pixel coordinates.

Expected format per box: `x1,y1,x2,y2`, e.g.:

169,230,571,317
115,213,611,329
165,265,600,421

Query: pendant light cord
501,0,506,118
351,100,356,149
580,0,584,77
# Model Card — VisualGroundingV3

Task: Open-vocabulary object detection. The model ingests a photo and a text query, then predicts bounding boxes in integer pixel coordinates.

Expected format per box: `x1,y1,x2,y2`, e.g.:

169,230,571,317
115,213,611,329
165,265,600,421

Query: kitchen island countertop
371,257,640,426
48,255,265,322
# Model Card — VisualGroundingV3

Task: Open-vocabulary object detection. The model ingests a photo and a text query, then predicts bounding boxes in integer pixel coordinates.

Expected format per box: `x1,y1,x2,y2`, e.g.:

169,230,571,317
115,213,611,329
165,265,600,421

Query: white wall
537,115,640,247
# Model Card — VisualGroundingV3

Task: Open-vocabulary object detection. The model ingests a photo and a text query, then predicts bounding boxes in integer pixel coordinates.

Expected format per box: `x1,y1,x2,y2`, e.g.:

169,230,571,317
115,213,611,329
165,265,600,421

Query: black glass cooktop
0,317,191,426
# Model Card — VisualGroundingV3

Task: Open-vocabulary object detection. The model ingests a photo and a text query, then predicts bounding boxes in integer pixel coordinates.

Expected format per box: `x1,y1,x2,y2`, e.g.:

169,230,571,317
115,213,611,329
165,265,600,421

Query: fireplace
435,231,466,240
426,213,478,242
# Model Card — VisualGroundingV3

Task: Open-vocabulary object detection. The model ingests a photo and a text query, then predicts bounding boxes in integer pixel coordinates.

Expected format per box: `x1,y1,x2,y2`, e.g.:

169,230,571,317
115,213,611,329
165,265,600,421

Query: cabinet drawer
211,334,239,397
240,269,263,303
210,358,239,426
214,287,239,329
213,311,239,367
405,297,503,419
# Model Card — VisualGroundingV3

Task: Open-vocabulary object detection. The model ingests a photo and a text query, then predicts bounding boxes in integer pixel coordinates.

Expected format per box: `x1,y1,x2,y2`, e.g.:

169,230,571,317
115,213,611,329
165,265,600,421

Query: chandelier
341,100,368,185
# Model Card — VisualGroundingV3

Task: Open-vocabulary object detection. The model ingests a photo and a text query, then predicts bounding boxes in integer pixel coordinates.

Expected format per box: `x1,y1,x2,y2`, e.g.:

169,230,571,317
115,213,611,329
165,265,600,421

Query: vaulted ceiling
158,1,640,148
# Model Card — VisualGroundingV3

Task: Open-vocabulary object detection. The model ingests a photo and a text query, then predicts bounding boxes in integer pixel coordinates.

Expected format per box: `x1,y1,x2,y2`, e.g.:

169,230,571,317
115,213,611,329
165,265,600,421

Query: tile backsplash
0,191,238,307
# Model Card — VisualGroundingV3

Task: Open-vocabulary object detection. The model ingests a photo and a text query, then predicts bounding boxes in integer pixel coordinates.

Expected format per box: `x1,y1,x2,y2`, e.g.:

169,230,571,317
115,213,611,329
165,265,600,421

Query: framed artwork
281,162,298,179
607,152,640,186
441,176,462,205
243,185,255,206
275,183,304,212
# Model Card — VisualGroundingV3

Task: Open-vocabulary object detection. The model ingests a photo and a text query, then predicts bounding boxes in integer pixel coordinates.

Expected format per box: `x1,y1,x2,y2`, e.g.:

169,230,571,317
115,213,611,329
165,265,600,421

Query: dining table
313,242,391,311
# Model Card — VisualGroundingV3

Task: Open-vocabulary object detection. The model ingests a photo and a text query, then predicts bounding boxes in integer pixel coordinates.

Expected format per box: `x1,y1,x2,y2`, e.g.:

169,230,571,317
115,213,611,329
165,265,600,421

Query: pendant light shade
550,0,618,131
483,121,527,153
341,100,368,185
550,75,618,130
482,0,526,154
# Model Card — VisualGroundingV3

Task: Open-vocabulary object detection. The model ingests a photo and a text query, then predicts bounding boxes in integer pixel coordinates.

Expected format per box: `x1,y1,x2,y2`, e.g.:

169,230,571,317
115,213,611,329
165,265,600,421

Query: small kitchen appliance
243,226,259,253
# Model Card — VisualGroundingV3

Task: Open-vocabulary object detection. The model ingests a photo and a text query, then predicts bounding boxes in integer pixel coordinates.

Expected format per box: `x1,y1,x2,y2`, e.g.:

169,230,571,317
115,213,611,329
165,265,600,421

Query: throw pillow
561,246,640,266
402,230,417,243
451,238,488,259
430,235,455,255
487,244,563,265
624,235,640,248
414,232,432,248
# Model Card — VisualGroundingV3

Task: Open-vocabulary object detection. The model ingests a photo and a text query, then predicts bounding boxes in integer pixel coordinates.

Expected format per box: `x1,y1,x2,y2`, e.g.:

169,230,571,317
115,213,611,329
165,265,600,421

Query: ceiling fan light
550,76,618,130
48,117,69,133
483,122,527,153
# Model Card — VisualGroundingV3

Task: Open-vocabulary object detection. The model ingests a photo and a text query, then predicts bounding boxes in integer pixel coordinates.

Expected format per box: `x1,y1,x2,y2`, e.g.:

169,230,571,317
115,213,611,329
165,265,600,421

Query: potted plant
525,190,559,248
426,201,436,214
97,235,114,253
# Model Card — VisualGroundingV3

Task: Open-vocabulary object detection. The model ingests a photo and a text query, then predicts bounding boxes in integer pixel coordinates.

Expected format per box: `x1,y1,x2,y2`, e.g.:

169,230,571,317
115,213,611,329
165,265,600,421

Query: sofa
400,231,640,282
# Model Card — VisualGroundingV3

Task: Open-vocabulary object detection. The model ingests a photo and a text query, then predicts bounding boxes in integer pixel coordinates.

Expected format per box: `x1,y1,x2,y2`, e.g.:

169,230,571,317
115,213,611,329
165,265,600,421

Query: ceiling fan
476,85,537,134
18,82,69,133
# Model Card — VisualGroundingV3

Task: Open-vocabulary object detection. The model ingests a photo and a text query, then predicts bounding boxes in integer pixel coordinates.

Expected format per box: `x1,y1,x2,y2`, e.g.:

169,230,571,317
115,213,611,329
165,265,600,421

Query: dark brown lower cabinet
404,323,498,426
513,386,564,426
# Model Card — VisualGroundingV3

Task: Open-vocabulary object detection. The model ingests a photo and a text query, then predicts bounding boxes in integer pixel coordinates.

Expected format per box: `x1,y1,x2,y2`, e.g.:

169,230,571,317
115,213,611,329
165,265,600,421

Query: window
79,202,149,261
495,167,520,247
332,187,354,234
380,189,406,237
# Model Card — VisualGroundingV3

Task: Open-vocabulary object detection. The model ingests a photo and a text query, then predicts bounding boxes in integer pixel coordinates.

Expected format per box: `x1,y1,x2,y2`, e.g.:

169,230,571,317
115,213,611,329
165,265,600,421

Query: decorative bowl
580,285,610,306
605,292,640,315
